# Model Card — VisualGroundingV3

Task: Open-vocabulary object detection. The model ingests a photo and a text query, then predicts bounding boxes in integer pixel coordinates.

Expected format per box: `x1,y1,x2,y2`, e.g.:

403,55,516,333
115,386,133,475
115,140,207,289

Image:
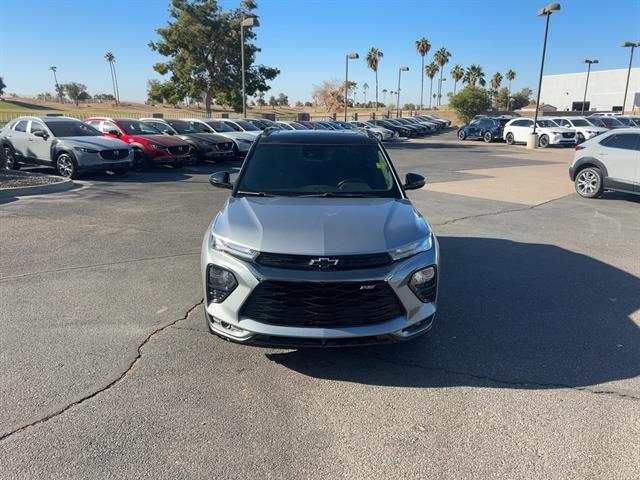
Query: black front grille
240,280,403,327
562,132,575,138
168,145,189,155
256,252,392,271
217,142,233,151
100,149,129,160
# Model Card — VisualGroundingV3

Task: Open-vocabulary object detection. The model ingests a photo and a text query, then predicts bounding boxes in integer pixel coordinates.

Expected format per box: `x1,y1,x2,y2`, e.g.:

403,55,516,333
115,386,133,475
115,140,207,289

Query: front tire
539,134,550,148
56,152,78,179
505,132,515,145
575,167,603,198
458,130,467,140
3,145,19,170
483,131,493,143
132,149,149,171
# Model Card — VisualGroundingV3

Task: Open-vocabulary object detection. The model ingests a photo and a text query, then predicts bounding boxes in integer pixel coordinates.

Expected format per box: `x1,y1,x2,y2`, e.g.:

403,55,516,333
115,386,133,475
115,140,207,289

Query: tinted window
14,120,28,132
117,120,160,135
145,121,172,133
46,121,101,137
102,121,119,133
289,122,308,130
601,117,625,127
571,119,590,127
234,120,260,131
537,120,557,128
236,144,400,198
206,121,235,133
601,134,639,151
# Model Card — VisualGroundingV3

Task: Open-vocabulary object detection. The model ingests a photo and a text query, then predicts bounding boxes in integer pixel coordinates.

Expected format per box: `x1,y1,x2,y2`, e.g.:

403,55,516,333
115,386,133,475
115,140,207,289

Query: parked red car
84,117,192,170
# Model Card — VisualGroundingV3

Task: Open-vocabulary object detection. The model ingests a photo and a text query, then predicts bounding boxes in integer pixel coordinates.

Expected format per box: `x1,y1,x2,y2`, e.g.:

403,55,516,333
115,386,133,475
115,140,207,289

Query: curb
0,176,76,199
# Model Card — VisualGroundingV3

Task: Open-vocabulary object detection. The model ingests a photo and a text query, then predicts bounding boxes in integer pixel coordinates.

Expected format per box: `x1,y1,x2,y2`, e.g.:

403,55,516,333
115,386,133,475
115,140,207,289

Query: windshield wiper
235,190,274,197
299,192,369,198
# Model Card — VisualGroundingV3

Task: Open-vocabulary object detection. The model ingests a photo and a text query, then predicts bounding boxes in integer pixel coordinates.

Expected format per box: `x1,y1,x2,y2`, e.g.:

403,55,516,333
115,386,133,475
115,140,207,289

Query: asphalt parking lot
1,131,639,479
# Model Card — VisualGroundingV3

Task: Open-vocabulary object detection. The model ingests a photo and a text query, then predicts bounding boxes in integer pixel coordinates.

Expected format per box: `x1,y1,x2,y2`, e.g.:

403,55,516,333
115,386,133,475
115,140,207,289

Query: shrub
449,85,492,123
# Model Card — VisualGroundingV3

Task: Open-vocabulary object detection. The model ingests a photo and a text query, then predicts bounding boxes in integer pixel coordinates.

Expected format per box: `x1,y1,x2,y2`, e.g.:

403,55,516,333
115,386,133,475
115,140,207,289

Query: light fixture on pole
528,3,560,149
344,52,359,121
396,67,409,117
240,16,260,118
581,59,598,114
621,42,639,114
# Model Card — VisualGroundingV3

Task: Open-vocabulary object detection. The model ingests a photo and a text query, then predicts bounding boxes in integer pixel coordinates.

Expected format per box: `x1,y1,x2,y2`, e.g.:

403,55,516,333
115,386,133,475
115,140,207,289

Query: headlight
150,143,166,150
390,235,433,261
408,266,437,303
210,233,258,261
206,265,238,303
74,147,98,153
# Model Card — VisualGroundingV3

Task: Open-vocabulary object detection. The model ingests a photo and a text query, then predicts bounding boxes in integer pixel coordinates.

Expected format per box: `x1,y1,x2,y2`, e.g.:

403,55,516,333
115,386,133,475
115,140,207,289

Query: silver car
348,121,397,141
0,116,132,177
202,130,439,346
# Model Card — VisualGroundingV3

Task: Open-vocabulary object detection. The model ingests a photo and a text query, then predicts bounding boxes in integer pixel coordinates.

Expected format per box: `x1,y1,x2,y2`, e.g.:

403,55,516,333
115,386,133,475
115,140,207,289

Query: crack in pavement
0,300,204,443
431,196,564,227
0,252,199,282
373,355,640,402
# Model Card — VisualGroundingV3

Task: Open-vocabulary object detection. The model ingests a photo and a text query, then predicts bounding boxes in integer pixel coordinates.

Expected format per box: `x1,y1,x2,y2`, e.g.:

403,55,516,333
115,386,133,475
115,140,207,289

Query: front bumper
201,236,440,346
75,150,134,171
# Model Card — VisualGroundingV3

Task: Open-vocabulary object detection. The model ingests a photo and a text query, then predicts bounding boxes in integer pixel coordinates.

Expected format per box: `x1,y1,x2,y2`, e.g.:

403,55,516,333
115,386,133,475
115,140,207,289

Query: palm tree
382,88,388,105
363,82,369,105
415,37,431,111
433,47,451,105
104,52,118,105
450,65,464,94
490,72,503,109
366,47,384,110
462,64,486,87
425,62,439,109
506,69,516,110
49,66,62,103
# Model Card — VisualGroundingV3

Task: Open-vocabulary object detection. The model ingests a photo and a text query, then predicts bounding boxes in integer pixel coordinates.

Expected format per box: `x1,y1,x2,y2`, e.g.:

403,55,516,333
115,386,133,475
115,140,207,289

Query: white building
540,68,640,113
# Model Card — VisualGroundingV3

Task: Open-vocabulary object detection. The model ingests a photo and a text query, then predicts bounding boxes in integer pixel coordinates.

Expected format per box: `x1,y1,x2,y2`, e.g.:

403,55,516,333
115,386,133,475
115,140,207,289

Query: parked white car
569,128,639,198
219,118,262,138
547,117,607,143
348,121,396,141
503,118,576,147
182,118,255,157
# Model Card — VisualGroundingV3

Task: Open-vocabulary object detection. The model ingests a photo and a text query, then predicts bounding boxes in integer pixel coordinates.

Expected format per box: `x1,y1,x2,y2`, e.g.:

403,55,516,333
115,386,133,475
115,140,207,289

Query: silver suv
0,116,132,177
201,130,439,346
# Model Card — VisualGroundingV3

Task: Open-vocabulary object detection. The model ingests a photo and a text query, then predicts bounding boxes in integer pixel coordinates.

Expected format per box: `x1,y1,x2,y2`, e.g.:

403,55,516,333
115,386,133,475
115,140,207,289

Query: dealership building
539,67,639,113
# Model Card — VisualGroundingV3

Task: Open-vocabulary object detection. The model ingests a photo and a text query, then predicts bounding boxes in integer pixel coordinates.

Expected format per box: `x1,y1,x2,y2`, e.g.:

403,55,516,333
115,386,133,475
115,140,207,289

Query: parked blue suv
458,117,510,143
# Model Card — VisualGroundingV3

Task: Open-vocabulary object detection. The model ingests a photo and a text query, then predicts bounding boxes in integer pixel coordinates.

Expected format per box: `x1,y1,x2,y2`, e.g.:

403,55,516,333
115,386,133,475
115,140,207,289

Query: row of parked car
0,113,451,178
458,114,640,147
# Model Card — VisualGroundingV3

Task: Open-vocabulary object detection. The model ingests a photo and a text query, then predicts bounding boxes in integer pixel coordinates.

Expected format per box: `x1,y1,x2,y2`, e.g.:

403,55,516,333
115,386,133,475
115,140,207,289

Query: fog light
207,265,238,303
408,266,437,303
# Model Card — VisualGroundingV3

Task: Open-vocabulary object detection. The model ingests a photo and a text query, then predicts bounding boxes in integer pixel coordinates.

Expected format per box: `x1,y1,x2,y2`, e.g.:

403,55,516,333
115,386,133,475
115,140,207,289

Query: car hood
179,132,231,144
540,126,574,133
59,136,129,148
214,131,255,141
212,197,431,255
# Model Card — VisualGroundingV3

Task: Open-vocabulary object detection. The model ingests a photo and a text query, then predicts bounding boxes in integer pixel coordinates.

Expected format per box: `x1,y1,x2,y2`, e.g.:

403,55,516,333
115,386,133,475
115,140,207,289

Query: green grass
0,100,60,112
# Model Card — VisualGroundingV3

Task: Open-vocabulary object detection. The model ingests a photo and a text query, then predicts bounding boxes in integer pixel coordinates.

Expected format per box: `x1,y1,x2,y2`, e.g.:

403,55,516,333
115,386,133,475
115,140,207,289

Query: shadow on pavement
267,237,640,390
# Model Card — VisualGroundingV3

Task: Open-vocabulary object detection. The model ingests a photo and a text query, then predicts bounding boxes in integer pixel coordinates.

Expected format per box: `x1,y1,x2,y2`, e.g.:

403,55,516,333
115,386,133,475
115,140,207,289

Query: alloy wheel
3,147,16,170
576,170,599,197
57,154,75,178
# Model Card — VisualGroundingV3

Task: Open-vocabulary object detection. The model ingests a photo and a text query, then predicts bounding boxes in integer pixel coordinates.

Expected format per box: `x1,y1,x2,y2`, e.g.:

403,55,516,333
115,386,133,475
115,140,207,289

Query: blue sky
1,0,638,104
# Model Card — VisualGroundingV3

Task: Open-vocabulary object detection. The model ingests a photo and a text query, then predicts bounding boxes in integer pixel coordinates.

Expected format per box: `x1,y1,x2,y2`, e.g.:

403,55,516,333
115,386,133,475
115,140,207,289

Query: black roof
258,130,376,145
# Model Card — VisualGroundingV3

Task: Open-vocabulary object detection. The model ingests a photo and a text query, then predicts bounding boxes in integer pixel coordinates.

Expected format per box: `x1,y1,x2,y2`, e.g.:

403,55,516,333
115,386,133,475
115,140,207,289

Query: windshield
289,122,308,130
603,117,624,126
118,120,161,135
46,121,101,137
571,119,590,126
537,119,558,128
587,118,605,127
616,117,633,126
235,144,401,198
206,120,235,132
234,120,260,131
166,120,199,134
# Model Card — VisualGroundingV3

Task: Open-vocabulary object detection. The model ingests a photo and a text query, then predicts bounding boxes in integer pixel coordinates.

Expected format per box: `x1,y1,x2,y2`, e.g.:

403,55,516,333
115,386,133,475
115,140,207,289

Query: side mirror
209,171,234,189
33,130,48,140
107,129,121,136
403,173,426,190
166,130,175,135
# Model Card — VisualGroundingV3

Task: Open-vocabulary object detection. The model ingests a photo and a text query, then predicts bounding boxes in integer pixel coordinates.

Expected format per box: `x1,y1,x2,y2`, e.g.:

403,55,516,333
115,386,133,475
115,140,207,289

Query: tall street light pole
344,52,359,121
528,3,560,149
49,66,61,103
241,16,260,118
439,78,447,105
581,59,598,114
396,67,409,117
621,41,639,114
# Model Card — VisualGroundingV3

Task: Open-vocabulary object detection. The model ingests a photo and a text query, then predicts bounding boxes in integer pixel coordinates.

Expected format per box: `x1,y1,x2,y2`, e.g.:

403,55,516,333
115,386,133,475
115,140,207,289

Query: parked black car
394,118,430,135
141,118,234,163
458,117,510,143
587,116,627,130
369,119,412,138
